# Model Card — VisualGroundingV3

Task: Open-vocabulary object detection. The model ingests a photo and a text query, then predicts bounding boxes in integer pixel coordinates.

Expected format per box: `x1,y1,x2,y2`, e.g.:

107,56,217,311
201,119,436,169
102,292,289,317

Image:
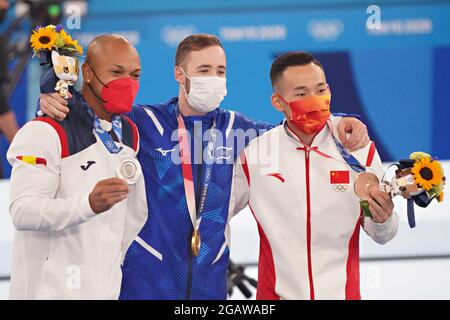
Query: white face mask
180,67,227,113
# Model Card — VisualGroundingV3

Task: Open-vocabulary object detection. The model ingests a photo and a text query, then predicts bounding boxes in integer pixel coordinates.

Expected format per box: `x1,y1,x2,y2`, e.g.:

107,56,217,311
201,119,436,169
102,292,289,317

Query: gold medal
191,229,201,257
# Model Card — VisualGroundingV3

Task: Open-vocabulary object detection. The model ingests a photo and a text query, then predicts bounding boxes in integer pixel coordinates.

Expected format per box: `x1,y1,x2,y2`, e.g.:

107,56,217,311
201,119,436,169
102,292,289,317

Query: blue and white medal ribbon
82,100,123,154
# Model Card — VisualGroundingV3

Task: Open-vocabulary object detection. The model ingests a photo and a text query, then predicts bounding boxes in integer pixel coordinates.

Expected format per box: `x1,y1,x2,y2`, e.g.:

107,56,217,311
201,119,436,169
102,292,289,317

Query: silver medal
116,158,141,184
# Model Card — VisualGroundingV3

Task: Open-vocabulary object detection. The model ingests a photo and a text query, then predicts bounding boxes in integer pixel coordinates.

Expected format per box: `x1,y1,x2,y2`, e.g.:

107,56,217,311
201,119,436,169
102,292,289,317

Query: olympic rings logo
332,184,349,192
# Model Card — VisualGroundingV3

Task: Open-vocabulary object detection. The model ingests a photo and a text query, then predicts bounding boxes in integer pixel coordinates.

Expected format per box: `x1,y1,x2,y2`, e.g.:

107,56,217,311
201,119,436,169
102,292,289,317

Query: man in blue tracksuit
39,34,369,299
121,98,272,299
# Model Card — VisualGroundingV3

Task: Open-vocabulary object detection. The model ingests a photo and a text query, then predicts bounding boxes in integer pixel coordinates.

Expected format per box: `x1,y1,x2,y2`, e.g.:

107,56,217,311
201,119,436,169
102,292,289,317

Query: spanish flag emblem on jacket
16,156,47,166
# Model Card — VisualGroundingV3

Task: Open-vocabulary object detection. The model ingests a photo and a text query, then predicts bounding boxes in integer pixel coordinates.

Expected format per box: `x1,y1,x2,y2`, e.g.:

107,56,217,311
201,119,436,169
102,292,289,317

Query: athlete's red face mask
277,94,331,135
87,64,140,114
101,77,139,114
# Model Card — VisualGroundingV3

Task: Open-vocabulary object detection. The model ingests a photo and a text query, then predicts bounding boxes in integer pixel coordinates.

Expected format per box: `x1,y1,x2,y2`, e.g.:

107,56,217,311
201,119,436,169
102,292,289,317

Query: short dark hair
270,51,324,88
175,34,224,66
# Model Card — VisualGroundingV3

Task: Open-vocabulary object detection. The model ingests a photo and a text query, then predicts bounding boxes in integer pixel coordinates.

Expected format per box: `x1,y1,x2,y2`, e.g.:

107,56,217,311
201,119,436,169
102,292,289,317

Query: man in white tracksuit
7,35,147,299
230,52,399,300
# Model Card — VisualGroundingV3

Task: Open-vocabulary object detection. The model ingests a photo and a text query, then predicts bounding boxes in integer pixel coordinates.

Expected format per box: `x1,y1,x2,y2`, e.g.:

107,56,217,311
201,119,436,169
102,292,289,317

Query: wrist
88,193,100,214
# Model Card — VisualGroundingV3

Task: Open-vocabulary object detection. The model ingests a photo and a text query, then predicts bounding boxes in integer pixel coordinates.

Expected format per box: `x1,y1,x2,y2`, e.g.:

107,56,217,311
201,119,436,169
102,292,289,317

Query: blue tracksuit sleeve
233,111,276,137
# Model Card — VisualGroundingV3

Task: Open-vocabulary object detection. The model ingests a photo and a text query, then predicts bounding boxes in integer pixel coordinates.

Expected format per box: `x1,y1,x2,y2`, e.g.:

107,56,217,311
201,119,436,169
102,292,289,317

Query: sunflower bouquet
409,152,445,201
30,24,83,57
384,152,445,228
29,24,83,98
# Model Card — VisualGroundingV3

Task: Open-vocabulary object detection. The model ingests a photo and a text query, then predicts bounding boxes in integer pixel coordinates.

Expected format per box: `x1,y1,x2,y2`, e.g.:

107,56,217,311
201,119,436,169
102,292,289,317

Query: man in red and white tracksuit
230,52,399,300
7,35,147,299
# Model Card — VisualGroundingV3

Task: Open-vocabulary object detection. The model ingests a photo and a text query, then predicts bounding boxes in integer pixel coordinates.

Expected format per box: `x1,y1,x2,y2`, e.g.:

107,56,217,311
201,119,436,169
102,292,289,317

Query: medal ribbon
286,120,366,173
82,100,123,154
176,108,216,232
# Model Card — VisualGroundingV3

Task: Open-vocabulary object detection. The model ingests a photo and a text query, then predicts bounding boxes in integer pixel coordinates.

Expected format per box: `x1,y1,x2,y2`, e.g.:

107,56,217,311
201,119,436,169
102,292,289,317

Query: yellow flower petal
411,157,444,191
30,27,57,52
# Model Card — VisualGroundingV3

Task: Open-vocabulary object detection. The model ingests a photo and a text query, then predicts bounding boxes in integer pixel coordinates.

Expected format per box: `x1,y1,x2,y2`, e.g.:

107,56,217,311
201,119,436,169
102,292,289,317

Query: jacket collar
281,119,332,150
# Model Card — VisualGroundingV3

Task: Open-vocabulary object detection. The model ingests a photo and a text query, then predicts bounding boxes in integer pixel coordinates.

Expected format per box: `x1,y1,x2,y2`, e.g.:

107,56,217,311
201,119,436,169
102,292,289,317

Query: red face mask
87,65,139,114
277,94,331,135
101,77,139,114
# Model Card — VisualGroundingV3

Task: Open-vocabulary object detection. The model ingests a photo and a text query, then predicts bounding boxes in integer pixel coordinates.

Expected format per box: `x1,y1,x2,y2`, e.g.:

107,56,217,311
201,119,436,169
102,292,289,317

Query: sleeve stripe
16,156,47,166
365,141,376,167
225,110,235,138
122,115,139,152
33,117,69,158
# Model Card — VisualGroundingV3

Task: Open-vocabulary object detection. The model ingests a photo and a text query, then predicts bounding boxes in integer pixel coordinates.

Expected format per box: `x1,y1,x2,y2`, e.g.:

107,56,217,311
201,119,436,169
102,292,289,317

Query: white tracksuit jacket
7,109,148,300
230,117,399,300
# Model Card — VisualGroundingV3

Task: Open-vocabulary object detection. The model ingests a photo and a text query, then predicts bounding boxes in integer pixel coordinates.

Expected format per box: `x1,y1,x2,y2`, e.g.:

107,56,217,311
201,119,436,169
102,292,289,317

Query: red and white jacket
230,117,399,300
7,95,147,300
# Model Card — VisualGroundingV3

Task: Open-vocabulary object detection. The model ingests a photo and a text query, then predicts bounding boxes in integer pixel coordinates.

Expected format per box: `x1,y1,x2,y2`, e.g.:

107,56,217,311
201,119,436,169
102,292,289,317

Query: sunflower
30,26,57,52
59,29,73,46
70,39,83,55
411,157,444,191
438,191,444,203
60,32,83,55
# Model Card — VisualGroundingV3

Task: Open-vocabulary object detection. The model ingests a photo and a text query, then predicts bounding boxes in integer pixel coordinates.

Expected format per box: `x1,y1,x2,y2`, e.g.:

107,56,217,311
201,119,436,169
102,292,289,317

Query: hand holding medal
354,172,386,219
354,151,446,228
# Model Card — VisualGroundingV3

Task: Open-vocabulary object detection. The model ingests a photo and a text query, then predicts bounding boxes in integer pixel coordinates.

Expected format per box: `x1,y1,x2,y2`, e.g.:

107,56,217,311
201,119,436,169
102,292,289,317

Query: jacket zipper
304,149,315,300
